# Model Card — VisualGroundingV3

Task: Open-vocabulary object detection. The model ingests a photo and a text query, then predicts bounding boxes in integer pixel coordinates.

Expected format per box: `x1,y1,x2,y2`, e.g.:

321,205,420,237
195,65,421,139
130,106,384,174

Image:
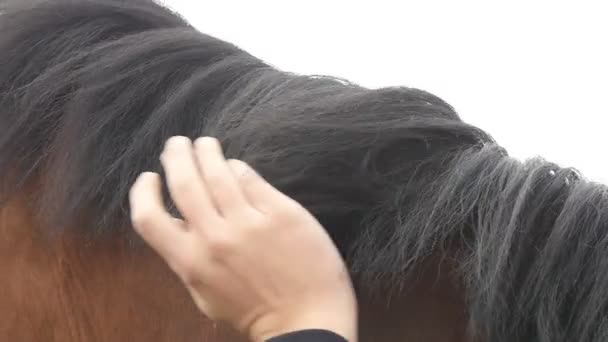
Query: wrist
248,305,357,342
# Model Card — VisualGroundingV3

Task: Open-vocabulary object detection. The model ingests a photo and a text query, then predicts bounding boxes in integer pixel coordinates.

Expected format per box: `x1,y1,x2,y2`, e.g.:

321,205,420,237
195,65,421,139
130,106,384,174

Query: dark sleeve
266,329,348,342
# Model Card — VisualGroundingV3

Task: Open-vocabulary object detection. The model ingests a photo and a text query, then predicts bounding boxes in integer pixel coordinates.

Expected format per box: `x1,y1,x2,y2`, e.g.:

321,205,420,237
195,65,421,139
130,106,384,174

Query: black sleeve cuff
266,329,348,342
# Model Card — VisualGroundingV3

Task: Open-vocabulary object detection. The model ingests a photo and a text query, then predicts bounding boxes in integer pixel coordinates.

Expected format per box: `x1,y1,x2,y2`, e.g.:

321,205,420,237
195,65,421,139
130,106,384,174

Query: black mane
2,1,608,341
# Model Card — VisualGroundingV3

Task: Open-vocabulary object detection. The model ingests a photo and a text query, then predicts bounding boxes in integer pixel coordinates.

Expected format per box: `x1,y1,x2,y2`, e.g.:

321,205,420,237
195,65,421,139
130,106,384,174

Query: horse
2,1,607,342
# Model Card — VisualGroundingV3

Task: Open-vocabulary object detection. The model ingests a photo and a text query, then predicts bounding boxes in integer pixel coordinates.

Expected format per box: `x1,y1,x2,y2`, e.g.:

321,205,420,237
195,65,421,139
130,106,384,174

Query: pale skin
128,136,358,342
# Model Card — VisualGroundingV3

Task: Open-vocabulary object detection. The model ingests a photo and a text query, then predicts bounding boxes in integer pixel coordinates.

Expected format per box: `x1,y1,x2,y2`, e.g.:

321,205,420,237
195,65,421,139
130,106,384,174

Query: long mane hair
1,1,607,341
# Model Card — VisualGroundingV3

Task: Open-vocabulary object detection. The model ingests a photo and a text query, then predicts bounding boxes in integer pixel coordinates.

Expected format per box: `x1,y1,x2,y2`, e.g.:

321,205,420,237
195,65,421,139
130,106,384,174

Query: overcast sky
163,0,607,183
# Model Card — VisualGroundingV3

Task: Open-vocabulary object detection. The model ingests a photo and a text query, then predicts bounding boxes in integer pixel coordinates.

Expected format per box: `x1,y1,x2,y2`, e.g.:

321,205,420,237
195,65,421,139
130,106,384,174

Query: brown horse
0,1,470,341
0,193,468,341
1,188,471,342
3,1,608,342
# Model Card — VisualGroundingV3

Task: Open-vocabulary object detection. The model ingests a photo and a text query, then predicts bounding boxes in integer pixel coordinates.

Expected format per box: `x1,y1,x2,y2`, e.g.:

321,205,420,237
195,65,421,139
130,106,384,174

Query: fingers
161,136,221,227
148,136,282,229
129,172,189,260
194,137,251,216
226,159,293,213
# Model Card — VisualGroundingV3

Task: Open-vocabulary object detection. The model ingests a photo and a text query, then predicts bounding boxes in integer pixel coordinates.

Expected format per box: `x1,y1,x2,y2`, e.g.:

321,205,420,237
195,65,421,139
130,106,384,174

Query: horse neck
0,195,243,342
1,195,470,342
357,256,471,342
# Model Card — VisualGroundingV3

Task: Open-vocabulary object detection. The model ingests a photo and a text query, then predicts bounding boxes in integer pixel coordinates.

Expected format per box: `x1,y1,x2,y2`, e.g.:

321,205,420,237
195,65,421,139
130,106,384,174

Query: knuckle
171,177,196,196
270,201,300,220
206,234,236,256
229,159,254,179
211,190,233,210
205,171,227,188
247,213,271,230
238,169,258,186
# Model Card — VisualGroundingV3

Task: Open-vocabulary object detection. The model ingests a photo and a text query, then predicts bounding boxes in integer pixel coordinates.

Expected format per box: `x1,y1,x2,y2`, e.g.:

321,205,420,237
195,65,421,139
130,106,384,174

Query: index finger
161,136,222,230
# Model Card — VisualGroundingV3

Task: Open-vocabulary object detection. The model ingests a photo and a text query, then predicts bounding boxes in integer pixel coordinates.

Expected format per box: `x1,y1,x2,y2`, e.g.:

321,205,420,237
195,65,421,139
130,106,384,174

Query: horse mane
2,1,608,341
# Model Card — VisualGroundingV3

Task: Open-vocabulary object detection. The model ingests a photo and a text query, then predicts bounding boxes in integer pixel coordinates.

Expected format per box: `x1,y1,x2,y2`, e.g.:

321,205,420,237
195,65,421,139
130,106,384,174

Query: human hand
128,136,357,342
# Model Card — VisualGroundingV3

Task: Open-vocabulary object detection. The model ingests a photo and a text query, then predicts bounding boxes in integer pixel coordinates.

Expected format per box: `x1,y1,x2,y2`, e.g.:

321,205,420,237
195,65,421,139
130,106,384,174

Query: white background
163,0,607,183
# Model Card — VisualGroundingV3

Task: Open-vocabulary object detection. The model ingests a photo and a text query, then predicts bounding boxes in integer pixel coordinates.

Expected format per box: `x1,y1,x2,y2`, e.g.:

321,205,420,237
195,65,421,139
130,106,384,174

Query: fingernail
165,136,191,149
194,136,218,148
137,172,158,184
142,171,159,179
